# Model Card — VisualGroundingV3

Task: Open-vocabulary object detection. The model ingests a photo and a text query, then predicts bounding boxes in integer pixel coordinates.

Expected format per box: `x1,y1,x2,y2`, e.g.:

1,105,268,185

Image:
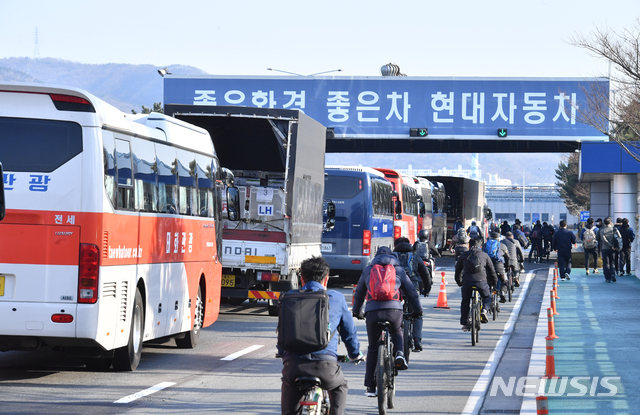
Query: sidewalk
522,267,640,415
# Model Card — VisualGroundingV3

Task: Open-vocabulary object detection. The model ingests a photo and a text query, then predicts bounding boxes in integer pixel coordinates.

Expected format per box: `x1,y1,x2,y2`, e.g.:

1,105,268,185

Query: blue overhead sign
163,76,608,140
580,211,591,221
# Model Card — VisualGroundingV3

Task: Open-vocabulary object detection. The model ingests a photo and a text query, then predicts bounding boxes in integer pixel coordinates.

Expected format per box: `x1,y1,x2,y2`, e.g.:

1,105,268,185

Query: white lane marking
114,381,176,404
221,344,263,361
461,271,534,415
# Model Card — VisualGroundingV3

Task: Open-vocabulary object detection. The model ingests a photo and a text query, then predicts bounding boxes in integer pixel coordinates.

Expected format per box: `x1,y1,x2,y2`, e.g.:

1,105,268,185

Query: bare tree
570,19,640,160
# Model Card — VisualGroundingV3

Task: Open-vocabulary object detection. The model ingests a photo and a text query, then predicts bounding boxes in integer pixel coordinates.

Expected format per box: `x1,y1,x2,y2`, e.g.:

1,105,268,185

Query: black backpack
277,288,335,354
466,251,483,273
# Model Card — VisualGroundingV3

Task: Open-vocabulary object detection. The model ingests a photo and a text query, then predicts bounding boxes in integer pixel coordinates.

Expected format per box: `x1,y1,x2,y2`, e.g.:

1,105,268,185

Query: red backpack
367,264,400,301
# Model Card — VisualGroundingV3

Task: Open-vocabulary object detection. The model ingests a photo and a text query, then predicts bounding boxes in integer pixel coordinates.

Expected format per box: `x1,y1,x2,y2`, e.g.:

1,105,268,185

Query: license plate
221,274,235,287
0,276,4,296
321,243,332,253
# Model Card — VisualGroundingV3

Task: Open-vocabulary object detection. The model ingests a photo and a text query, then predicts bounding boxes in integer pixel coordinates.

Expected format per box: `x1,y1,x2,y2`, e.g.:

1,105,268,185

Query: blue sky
1,0,637,184
1,0,637,78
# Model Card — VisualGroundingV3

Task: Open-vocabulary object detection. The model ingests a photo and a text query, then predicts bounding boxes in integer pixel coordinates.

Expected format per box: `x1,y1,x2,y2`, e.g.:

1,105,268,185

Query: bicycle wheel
492,293,498,321
387,350,396,409
402,318,411,363
377,343,388,415
471,298,477,346
474,302,481,344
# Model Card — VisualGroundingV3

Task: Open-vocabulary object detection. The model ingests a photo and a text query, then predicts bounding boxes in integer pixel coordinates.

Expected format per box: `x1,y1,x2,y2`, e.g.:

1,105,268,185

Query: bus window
132,138,158,212
324,176,363,199
196,154,214,217
103,133,116,207
115,139,134,210
0,117,82,173
156,145,178,214
177,149,197,216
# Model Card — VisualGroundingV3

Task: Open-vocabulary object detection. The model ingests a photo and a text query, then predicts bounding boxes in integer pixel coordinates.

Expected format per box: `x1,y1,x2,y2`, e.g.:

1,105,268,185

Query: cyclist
483,232,509,304
500,220,511,236
528,220,543,263
394,237,432,352
452,226,470,261
280,256,363,415
467,220,483,243
455,238,497,331
501,231,524,287
352,246,423,397
453,217,464,233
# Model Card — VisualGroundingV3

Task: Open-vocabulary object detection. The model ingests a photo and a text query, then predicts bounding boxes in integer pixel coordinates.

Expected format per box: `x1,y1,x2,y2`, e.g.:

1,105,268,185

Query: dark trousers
584,247,598,271
529,240,542,259
557,250,572,278
460,281,491,325
364,309,403,388
602,248,615,281
620,247,632,274
281,358,348,415
614,250,620,273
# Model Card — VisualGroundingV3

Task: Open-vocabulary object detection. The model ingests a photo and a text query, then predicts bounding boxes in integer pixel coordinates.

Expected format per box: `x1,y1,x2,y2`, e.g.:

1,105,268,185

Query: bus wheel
113,288,144,371
267,300,278,316
176,285,203,349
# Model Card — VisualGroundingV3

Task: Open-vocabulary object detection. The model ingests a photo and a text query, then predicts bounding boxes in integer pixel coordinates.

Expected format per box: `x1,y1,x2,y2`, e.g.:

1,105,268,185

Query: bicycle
506,266,515,302
290,354,365,415
402,301,414,363
489,286,499,321
469,286,482,346
533,243,543,263
375,321,396,415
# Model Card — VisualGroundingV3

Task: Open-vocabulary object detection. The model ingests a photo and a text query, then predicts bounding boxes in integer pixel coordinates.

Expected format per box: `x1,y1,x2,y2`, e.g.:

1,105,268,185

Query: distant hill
0,57,206,113
0,57,564,184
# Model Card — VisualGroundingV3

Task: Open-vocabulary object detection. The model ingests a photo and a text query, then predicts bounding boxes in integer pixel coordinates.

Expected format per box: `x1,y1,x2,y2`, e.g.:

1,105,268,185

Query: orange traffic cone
434,272,450,309
542,339,559,379
545,307,559,340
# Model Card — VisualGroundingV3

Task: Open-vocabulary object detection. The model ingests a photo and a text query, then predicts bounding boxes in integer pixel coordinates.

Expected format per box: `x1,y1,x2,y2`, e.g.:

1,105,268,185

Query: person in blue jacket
352,246,423,397
552,220,577,281
280,256,363,415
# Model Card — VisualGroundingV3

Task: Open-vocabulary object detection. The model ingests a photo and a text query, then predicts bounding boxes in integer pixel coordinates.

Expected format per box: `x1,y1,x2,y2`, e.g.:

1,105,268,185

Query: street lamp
267,68,342,76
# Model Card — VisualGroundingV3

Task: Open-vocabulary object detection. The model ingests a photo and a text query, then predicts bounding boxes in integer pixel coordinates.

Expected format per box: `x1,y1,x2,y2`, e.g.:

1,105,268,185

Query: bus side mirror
0,162,5,221
395,200,402,220
226,186,240,221
419,201,425,217
220,167,235,187
485,208,493,221
327,201,336,219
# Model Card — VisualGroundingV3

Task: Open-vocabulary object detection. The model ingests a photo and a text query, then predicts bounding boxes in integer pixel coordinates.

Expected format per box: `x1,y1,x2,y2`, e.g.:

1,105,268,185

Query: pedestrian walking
552,220,576,281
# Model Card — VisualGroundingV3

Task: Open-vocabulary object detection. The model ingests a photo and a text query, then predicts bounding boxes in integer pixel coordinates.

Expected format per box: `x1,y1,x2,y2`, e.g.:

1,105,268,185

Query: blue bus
322,166,395,281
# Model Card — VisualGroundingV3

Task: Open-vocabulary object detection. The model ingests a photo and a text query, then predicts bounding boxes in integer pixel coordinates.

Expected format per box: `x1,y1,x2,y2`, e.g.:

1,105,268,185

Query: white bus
0,83,235,370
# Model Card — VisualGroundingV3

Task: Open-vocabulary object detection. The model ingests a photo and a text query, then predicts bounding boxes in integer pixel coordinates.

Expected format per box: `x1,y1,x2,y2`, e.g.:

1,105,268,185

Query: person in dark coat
352,246,423,396
501,231,524,286
618,218,635,276
454,238,497,331
597,217,619,283
552,220,576,281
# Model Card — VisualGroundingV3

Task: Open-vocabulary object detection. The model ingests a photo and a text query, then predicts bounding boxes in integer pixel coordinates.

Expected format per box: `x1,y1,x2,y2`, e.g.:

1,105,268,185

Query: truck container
165,105,327,315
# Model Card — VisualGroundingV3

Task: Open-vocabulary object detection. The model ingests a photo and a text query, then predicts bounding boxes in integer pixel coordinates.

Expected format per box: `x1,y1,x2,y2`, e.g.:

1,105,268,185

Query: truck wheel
176,285,203,349
113,288,144,371
267,300,278,316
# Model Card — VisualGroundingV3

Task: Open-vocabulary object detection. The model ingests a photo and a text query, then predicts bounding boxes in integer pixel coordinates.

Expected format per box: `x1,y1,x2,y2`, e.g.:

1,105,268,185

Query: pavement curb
520,267,555,414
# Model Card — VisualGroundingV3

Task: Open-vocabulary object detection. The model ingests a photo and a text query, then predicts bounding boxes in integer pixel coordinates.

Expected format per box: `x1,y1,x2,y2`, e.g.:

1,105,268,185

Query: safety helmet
418,229,429,242
471,221,476,226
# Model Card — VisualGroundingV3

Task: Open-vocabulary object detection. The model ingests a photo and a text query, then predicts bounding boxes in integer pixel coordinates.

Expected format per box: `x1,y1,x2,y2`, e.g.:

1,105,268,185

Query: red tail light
363,230,371,256
51,314,74,323
78,243,100,304
394,226,402,240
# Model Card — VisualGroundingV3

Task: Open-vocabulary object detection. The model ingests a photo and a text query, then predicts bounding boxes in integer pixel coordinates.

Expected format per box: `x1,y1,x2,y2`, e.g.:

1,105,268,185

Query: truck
422,176,492,248
164,105,327,316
